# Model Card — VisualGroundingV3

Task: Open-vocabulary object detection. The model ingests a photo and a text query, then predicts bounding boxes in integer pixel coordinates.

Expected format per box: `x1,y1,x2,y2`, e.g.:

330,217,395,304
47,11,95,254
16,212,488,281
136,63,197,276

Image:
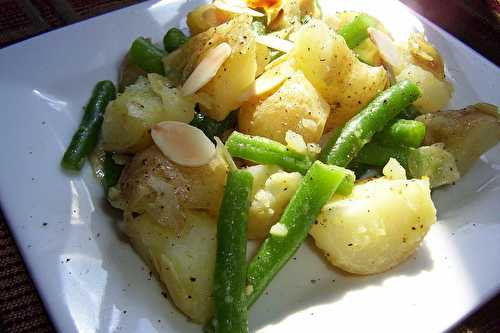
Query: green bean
61,81,116,171
226,131,314,175
374,119,426,148
338,13,378,49
398,105,421,120
354,142,413,169
190,108,237,142
226,131,354,195
246,161,351,307
251,21,266,35
214,170,253,333
269,49,285,62
408,145,460,188
321,80,421,167
129,37,166,75
347,161,372,179
163,28,189,52
103,153,124,190
317,128,341,163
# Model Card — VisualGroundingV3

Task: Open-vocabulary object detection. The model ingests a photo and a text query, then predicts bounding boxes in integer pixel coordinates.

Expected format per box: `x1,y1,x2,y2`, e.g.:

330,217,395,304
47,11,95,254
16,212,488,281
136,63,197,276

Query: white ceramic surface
0,0,499,332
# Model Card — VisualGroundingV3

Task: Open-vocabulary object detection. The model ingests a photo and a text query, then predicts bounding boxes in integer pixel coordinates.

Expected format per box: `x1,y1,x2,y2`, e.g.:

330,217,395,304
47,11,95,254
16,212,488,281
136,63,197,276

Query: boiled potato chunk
118,146,228,226
186,4,234,35
408,144,460,188
238,68,330,144
262,0,321,32
101,77,164,153
416,103,500,174
245,165,302,239
163,15,257,121
102,75,196,153
396,64,452,113
291,19,388,130
148,73,196,123
334,11,389,66
408,32,445,80
125,212,216,323
255,43,270,76
310,173,436,275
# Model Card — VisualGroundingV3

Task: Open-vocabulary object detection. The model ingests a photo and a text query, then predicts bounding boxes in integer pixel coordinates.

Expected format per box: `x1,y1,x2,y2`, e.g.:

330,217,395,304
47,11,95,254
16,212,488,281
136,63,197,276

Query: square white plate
1,0,499,332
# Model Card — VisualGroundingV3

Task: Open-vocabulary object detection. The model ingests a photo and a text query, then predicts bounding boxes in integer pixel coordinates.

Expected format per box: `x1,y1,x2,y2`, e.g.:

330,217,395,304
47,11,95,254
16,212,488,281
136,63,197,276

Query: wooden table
0,1,499,332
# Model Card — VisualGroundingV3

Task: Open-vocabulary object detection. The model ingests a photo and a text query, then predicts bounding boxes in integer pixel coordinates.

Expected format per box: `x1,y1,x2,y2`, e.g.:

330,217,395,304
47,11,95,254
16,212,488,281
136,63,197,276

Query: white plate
0,0,499,332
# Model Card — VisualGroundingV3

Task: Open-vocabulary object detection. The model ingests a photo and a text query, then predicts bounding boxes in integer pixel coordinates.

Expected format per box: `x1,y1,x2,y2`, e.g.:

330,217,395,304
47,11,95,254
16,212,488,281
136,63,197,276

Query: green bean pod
163,28,189,52
214,170,253,333
374,119,426,148
226,131,354,195
129,37,166,75
398,105,421,120
246,161,351,307
190,109,237,142
338,13,378,49
102,153,124,190
251,21,266,35
321,80,421,167
61,81,116,170
226,131,314,175
354,142,413,169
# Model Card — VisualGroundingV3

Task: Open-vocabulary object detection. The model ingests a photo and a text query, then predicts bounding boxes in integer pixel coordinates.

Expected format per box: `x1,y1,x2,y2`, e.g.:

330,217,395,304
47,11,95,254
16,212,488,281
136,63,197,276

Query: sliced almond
256,35,294,53
213,0,264,17
238,71,287,102
180,42,232,96
151,121,216,167
368,27,405,73
215,136,238,171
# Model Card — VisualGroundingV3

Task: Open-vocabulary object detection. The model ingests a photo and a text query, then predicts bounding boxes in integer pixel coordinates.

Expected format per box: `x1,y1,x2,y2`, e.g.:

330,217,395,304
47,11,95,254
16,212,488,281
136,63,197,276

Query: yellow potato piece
397,64,452,113
245,165,302,239
310,175,436,275
187,4,234,35
125,212,216,323
119,146,228,221
163,15,257,121
238,67,330,144
291,19,388,130
101,77,164,153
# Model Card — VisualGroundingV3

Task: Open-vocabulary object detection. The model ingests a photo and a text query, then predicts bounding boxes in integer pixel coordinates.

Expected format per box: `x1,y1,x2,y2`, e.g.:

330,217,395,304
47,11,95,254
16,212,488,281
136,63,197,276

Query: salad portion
61,0,500,331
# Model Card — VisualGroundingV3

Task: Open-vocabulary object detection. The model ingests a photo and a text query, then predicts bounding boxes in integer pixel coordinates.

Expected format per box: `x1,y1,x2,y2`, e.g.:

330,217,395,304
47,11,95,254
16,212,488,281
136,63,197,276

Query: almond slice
238,72,287,102
151,121,216,167
180,42,232,96
215,136,238,171
255,35,294,53
368,27,405,73
213,0,264,17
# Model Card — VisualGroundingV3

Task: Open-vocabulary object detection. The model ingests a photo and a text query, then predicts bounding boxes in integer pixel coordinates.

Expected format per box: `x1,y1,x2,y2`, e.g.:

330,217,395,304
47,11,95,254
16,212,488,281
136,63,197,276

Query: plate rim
0,1,499,332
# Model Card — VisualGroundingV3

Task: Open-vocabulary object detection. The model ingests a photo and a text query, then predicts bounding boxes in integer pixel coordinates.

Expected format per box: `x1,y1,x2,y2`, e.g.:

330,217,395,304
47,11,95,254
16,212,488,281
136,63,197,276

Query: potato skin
416,104,500,174
238,68,330,144
119,146,228,223
291,20,388,130
310,176,436,275
125,212,216,323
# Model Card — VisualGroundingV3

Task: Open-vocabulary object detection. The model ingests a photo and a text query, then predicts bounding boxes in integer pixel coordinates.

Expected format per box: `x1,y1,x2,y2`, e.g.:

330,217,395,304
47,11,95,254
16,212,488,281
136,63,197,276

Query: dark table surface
0,1,499,332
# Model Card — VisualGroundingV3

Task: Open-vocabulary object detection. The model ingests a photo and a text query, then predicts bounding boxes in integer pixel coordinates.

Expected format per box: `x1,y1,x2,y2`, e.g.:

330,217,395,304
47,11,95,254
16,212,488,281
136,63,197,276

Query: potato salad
60,0,500,331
